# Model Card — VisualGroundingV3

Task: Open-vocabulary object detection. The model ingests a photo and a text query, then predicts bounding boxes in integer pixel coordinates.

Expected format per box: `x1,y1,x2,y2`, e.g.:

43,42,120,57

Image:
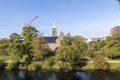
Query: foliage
93,51,109,70
22,55,30,66
105,48,120,59
31,36,50,61
21,26,38,56
54,35,87,70
110,26,120,35
61,33,73,46
71,36,87,54
88,40,105,51
104,33,120,59
41,57,54,70
0,24,120,71
6,62,19,70
0,56,10,61
0,38,9,56
18,55,30,70
84,46,95,59
22,26,38,43
8,33,22,62
28,62,42,71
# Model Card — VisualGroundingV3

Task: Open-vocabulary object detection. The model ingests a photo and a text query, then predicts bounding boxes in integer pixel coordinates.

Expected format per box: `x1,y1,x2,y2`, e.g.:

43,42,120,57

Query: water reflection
0,70,119,80
76,72,91,80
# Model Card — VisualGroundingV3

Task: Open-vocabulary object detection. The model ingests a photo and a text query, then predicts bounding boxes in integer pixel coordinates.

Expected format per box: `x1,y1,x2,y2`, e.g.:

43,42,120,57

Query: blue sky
0,0,120,38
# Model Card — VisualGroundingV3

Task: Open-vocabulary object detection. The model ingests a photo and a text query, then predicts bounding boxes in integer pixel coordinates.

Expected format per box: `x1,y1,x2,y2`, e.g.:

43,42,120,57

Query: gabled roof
43,36,58,43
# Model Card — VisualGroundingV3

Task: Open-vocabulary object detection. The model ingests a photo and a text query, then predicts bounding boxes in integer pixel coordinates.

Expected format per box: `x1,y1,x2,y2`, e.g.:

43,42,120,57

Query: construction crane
24,16,38,27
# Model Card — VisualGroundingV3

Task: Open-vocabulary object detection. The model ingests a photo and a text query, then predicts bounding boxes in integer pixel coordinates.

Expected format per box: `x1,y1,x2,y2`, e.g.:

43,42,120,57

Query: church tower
52,22,57,36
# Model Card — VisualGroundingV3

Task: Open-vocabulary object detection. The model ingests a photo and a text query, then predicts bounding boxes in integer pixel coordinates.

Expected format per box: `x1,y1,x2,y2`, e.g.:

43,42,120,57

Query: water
0,70,119,80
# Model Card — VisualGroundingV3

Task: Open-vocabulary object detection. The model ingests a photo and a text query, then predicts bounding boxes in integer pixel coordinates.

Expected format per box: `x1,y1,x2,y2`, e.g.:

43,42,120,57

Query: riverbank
0,60,120,71
80,61,120,70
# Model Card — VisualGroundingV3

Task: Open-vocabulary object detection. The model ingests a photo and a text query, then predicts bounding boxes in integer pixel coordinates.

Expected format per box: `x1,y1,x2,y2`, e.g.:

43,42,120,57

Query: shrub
105,49,120,59
28,62,42,71
93,51,109,70
41,57,54,70
5,62,19,70
60,62,73,71
52,61,61,70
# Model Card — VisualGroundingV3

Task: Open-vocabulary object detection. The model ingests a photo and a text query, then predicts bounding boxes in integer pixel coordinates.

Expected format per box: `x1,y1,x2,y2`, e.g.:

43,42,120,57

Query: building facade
43,22,64,51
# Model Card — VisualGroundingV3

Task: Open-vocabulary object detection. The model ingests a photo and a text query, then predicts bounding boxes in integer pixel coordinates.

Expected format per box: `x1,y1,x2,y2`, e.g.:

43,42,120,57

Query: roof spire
52,21,56,28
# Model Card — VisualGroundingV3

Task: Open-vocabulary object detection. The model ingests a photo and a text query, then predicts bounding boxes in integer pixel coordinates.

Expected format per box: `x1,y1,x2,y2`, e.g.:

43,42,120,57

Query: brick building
43,22,64,51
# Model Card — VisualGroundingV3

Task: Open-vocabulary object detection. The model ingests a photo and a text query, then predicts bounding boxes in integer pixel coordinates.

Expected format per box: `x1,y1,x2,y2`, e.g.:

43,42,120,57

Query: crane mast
24,16,38,27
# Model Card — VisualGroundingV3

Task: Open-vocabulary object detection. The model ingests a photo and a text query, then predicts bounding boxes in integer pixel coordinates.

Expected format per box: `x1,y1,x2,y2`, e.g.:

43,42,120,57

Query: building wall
48,43,57,51
47,35,64,51
47,38,61,51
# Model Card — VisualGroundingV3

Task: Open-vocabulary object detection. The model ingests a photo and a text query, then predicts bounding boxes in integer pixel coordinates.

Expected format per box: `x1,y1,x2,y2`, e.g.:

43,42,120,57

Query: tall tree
0,38,9,55
31,36,50,61
104,32,120,59
54,35,87,70
21,26,38,55
8,33,21,62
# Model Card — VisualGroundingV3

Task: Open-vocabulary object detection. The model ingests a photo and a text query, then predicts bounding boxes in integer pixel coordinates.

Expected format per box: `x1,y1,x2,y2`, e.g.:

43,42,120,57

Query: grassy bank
0,60,120,71
81,62,120,70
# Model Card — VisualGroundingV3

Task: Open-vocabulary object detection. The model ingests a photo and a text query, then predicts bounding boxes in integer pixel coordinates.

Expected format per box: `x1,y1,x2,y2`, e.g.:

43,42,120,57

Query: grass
80,62,120,70
109,63,120,70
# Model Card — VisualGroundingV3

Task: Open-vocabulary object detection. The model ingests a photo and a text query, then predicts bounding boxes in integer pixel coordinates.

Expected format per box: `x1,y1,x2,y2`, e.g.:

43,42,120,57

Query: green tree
31,36,50,61
71,36,87,54
54,35,87,70
104,33,120,59
21,26,38,56
61,33,73,46
6,33,21,70
0,38,9,55
8,33,21,62
86,40,105,58
93,51,109,70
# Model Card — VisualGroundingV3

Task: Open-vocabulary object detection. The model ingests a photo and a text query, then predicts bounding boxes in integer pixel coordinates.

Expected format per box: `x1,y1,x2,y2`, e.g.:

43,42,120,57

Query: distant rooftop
43,36,58,43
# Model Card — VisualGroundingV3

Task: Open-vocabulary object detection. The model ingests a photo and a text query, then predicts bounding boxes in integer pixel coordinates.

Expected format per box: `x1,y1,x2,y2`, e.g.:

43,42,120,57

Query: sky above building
0,0,120,38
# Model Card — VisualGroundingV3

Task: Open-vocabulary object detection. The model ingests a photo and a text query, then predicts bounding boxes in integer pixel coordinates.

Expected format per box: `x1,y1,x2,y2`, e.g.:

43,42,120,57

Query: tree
104,32,120,59
8,33,21,62
22,26,38,43
110,26,120,35
85,39,105,59
31,36,50,61
54,35,87,70
61,33,73,46
93,51,109,70
21,26,38,56
71,36,87,54
0,38,9,55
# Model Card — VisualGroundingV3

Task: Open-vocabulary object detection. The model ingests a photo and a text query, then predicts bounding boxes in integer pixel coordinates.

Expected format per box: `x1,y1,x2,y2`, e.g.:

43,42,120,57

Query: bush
105,49,120,59
60,62,73,71
41,57,54,70
52,61,61,70
5,62,19,70
28,62,42,71
52,61,73,71
93,52,109,70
